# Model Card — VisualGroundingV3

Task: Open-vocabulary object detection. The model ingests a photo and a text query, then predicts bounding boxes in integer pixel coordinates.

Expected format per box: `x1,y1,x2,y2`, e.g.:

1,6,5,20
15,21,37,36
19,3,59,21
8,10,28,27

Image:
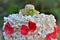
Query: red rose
20,21,37,35
20,25,29,35
45,34,51,40
45,32,57,40
28,21,36,32
54,25,60,33
4,22,14,35
45,24,60,40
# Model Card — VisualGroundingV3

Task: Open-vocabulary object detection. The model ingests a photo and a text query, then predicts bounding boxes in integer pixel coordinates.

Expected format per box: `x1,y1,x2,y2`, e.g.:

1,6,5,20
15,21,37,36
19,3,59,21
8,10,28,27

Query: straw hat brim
20,9,40,16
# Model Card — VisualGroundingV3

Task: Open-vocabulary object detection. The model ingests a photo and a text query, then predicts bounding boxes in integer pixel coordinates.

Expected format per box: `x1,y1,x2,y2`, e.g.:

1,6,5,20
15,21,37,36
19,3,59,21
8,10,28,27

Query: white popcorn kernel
34,35,39,40
41,33,46,38
19,19,26,22
4,17,8,21
19,11,23,16
12,25,18,28
3,32,11,40
49,15,56,22
4,17,13,23
20,36,26,40
42,17,46,22
36,23,41,27
28,36,33,40
11,33,16,37
38,31,41,35
42,24,46,29
35,18,41,22
8,14,16,18
8,18,13,22
3,22,7,30
40,14,45,17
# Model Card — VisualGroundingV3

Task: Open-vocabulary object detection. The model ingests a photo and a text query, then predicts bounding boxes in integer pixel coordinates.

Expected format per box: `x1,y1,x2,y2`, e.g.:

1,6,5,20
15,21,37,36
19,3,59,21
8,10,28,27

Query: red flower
54,25,60,33
28,21,36,32
4,22,14,35
20,25,29,35
20,21,37,35
45,24,60,40
45,34,51,40
45,31,57,40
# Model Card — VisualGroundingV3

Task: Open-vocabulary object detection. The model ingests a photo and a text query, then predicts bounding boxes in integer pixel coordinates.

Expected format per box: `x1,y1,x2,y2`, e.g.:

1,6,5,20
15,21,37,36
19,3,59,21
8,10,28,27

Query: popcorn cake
3,4,60,40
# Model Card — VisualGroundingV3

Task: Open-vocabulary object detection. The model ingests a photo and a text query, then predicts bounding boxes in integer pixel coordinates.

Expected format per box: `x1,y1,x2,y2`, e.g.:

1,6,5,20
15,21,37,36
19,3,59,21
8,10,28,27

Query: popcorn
3,12,58,40
28,36,34,40
36,23,41,27
41,33,46,38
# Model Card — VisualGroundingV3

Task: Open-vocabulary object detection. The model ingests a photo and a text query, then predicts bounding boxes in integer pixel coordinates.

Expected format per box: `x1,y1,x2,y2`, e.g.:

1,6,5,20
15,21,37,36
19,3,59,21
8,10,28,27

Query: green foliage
50,8,60,17
0,19,4,29
50,8,60,27
6,3,20,16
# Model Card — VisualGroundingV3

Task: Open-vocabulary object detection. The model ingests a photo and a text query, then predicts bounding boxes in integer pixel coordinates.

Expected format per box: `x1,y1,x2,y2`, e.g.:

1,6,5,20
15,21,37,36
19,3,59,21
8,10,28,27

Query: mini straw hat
20,4,40,16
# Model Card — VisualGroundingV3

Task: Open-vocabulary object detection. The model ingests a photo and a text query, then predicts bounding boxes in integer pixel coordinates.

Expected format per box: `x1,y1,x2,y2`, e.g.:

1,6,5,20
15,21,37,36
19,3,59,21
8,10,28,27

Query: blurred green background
0,0,60,40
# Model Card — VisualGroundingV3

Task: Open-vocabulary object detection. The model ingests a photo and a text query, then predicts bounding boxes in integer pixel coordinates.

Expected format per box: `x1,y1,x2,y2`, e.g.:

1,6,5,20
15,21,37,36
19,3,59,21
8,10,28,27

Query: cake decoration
28,21,36,32
3,4,60,40
4,22,14,35
20,25,29,35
